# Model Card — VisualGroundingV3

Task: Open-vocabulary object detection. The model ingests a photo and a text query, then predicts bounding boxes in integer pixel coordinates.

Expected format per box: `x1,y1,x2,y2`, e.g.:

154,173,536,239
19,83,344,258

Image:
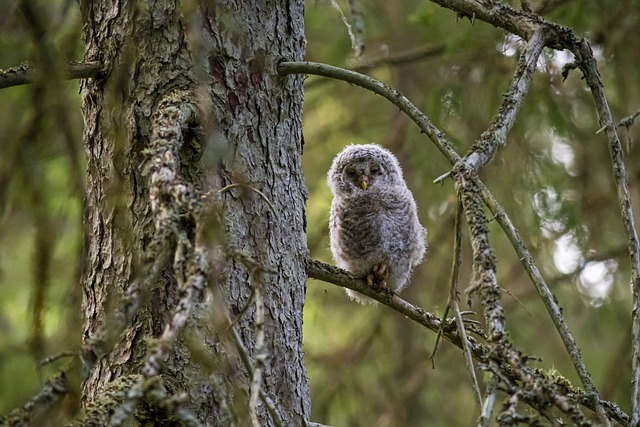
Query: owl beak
358,175,368,190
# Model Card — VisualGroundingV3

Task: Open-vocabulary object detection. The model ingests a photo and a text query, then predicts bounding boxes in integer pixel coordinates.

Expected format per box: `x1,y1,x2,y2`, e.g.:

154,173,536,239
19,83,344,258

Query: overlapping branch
424,10,640,420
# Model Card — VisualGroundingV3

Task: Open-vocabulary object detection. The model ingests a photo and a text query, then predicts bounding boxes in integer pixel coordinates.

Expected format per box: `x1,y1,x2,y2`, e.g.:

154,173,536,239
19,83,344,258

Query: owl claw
367,263,389,290
372,263,389,279
366,273,375,287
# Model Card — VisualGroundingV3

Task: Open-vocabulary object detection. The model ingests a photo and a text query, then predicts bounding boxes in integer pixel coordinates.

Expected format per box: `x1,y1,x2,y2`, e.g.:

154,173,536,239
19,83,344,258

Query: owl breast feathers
327,144,427,303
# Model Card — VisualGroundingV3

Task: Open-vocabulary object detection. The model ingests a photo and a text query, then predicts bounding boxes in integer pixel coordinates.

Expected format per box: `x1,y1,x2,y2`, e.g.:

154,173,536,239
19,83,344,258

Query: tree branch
573,38,640,424
0,61,103,90
459,30,545,173
306,259,629,425
0,372,68,426
278,61,460,164
424,0,573,48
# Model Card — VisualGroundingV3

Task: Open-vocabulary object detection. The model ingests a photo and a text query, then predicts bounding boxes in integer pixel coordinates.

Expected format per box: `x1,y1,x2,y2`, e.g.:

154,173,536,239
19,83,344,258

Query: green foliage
0,0,84,414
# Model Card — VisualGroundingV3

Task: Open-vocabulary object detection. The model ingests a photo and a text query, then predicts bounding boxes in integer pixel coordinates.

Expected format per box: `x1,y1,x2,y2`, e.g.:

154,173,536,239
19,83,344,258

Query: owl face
341,159,388,193
328,144,404,196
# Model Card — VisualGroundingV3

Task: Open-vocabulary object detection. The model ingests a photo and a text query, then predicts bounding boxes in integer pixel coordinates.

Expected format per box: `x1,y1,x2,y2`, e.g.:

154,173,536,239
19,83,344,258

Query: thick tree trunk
201,1,311,424
78,0,309,425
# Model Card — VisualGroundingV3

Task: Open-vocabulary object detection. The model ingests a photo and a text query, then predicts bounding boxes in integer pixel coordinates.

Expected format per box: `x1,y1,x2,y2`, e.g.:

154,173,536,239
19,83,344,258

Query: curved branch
278,61,460,164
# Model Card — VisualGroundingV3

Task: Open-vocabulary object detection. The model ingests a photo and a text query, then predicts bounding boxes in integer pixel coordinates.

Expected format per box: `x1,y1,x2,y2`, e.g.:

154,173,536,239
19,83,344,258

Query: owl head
327,144,404,195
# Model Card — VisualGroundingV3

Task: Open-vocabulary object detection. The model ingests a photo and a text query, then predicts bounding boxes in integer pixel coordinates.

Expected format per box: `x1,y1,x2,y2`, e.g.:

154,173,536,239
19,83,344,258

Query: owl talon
366,263,389,290
366,273,375,287
373,263,389,284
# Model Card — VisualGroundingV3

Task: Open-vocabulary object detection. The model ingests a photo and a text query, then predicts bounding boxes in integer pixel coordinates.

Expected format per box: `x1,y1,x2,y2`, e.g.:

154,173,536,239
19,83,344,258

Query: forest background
1,0,640,425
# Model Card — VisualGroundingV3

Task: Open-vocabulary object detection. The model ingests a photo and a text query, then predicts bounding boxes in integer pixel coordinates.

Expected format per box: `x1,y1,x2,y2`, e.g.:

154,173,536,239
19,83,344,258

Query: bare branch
0,373,68,426
249,282,266,427
229,326,285,427
451,198,483,409
0,61,103,90
459,30,546,173
573,38,640,424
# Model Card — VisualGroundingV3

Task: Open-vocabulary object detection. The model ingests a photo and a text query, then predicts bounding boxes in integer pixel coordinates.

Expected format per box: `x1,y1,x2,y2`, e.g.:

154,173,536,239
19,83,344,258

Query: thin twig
330,0,362,58
428,303,450,367
249,282,265,427
618,108,640,128
229,327,284,427
450,197,483,409
219,183,276,215
38,351,75,367
0,61,103,90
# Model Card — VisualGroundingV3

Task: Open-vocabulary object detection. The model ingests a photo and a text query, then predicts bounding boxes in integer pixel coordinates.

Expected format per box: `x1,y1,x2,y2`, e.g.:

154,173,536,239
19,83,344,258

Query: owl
327,144,427,303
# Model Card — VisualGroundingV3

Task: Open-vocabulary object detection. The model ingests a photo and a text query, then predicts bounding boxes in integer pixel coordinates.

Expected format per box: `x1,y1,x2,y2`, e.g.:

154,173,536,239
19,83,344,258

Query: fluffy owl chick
327,144,427,304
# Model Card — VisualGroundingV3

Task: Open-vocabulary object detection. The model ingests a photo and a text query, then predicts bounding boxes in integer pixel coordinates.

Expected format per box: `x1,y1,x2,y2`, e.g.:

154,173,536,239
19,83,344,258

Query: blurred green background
1,0,640,425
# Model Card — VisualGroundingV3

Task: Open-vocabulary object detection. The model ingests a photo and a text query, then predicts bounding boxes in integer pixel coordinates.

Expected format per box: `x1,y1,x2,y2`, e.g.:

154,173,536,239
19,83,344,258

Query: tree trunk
78,0,309,425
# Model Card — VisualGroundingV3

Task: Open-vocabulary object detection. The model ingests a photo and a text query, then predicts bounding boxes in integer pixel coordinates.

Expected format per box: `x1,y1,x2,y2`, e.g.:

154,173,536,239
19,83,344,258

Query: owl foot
367,263,389,290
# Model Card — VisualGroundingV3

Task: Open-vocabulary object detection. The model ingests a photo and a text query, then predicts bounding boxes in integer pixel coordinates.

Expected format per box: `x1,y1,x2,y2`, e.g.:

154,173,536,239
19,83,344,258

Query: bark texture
201,0,310,424
78,0,309,425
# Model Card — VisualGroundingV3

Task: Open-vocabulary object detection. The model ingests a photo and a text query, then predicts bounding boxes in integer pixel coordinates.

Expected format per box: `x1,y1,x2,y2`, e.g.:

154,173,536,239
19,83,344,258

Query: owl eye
345,167,357,177
370,165,382,175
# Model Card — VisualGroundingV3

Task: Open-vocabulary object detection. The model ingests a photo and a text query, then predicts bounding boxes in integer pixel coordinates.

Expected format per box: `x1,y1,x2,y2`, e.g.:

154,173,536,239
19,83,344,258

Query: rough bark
200,0,310,424
78,0,309,425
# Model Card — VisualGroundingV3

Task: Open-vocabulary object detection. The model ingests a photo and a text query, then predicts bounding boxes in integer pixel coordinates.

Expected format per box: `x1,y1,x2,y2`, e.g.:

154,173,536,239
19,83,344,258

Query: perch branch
0,61,103,90
280,60,608,422
308,259,484,352
307,259,629,425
